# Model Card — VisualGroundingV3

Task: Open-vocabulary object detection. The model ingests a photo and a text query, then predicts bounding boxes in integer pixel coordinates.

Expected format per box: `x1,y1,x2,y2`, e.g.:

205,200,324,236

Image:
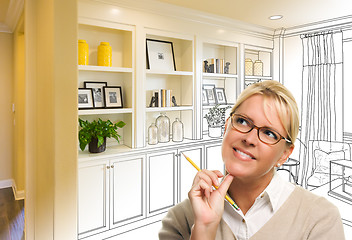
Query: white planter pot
208,126,222,138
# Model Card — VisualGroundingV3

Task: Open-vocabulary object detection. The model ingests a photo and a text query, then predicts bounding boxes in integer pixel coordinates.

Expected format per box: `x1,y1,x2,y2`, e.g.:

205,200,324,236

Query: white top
222,171,295,240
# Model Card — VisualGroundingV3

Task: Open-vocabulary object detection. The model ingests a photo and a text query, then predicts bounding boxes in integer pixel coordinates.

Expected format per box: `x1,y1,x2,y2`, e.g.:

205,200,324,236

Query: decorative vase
97,42,112,67
148,123,158,145
156,113,170,143
78,39,89,65
208,126,222,138
253,60,263,76
172,118,184,142
245,58,253,76
88,137,106,153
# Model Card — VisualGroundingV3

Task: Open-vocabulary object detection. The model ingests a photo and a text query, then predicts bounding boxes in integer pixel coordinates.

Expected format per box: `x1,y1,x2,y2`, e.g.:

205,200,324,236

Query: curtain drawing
298,31,344,188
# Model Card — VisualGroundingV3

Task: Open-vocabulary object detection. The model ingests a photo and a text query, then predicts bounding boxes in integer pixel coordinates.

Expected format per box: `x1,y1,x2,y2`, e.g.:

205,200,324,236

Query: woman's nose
242,128,259,146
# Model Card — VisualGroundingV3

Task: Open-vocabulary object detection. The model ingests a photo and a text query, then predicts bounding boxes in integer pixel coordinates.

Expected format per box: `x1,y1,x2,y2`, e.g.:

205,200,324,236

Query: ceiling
157,0,352,30
1,0,351,32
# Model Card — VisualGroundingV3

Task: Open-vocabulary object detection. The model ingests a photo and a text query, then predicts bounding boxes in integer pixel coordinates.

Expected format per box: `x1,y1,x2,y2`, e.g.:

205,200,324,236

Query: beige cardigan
159,186,345,240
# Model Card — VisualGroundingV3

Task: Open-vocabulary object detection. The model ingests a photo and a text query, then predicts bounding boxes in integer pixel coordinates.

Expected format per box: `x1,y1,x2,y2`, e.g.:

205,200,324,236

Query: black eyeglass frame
229,113,292,145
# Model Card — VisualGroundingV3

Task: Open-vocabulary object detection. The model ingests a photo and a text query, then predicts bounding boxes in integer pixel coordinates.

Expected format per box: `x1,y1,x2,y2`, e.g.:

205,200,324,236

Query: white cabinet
110,155,144,227
78,154,144,239
78,160,109,238
147,150,177,215
205,143,225,174
178,146,203,202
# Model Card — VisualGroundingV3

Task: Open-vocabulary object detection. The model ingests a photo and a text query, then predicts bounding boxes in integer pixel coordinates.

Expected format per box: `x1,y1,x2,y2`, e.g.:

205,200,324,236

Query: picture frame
84,81,107,108
202,89,209,105
202,84,216,105
214,88,227,104
103,86,123,108
78,88,95,109
146,39,176,71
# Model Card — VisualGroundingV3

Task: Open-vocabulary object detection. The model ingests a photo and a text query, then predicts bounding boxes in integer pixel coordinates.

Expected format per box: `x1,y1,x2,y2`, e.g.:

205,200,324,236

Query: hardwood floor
0,188,24,240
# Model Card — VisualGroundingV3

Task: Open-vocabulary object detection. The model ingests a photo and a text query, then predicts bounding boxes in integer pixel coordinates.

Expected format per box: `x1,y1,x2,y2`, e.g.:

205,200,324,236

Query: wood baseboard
0,179,25,200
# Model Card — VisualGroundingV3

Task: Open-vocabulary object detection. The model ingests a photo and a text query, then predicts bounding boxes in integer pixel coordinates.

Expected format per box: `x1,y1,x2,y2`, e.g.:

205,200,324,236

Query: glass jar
148,123,158,145
245,58,253,76
78,39,89,65
253,60,263,76
172,118,184,142
156,113,170,143
97,42,112,67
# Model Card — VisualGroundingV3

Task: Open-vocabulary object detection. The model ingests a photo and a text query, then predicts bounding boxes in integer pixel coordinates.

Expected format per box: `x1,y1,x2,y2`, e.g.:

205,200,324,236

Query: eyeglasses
229,113,292,145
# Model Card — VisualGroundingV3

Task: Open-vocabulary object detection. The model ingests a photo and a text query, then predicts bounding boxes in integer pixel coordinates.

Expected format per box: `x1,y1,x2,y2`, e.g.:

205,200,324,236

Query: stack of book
151,89,173,107
204,58,225,74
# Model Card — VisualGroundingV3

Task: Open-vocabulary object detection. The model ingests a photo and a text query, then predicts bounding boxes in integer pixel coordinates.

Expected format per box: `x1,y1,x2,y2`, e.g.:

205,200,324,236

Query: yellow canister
78,39,89,65
97,42,112,67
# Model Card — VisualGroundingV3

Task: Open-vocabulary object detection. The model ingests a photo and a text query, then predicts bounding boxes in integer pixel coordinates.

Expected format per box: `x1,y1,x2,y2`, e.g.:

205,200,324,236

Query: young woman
159,81,345,240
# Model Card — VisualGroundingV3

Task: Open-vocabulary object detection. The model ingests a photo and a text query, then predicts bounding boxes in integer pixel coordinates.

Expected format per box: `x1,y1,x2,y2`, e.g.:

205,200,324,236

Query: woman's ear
277,144,294,166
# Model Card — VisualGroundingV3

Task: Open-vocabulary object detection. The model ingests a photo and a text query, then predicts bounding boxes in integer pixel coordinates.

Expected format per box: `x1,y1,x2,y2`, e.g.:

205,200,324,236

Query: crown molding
1,0,24,33
84,0,275,40
274,14,352,38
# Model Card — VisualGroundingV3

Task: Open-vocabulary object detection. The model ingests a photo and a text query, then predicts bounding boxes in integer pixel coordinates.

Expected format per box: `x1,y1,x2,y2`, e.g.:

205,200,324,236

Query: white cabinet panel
110,156,144,226
205,144,225,174
179,147,203,202
78,161,109,237
148,151,176,214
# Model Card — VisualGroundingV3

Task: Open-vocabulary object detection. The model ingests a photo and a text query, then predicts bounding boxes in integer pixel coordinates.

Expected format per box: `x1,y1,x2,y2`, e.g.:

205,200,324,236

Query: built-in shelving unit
144,31,194,145
78,22,135,148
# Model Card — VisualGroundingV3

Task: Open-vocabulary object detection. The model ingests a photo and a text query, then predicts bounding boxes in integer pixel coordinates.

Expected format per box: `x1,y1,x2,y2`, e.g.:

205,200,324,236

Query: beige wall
13,16,26,193
25,0,78,239
0,32,13,183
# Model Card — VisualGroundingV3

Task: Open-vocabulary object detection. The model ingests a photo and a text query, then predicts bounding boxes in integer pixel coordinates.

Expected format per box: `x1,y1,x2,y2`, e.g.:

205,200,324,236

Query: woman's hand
188,170,234,240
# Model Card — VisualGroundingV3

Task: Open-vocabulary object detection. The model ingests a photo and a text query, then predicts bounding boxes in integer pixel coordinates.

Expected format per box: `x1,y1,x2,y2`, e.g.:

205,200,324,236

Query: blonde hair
231,81,299,145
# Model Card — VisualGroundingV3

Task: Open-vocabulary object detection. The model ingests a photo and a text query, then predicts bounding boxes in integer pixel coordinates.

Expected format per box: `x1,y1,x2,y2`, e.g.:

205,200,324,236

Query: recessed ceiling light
269,15,283,20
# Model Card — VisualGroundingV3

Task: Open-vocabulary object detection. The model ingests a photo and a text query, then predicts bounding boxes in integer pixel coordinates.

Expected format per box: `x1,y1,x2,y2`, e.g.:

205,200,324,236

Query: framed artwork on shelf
202,84,216,105
103,86,123,108
84,81,107,108
214,88,227,104
78,88,94,109
202,89,209,105
146,39,176,71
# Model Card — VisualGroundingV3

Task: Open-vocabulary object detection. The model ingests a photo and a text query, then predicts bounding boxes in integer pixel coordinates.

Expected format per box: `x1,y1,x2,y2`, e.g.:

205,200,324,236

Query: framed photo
146,39,176,71
203,84,216,105
202,89,209,105
78,88,94,109
214,88,227,104
84,81,107,108
103,86,123,108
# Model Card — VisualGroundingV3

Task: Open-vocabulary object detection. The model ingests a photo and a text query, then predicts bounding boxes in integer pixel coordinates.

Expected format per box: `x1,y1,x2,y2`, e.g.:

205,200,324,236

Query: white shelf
202,73,238,79
146,106,193,112
146,70,193,76
78,65,133,73
78,108,133,115
245,75,272,80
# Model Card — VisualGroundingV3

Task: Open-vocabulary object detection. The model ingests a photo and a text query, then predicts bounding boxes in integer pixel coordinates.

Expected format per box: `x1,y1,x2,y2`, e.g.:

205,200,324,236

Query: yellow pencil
181,152,240,211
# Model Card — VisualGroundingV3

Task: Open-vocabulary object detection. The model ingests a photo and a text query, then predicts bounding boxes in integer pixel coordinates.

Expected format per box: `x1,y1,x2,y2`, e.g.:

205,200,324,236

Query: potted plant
79,118,126,153
204,105,231,137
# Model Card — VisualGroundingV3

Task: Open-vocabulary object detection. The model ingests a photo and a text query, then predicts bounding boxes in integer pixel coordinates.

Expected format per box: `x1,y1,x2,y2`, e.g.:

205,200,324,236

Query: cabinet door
178,147,203,202
147,150,177,215
78,161,109,238
110,155,144,227
205,143,225,174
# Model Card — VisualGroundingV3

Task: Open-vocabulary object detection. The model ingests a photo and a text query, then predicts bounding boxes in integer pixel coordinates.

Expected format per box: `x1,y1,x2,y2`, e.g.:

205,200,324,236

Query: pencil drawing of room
1,0,352,239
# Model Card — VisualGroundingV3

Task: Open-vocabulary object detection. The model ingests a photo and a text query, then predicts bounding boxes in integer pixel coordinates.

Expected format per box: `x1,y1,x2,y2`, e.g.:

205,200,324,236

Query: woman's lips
233,147,256,160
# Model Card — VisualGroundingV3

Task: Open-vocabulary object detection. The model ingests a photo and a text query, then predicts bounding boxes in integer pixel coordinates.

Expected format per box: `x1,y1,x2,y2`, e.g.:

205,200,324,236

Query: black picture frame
78,88,95,109
146,39,176,71
84,81,107,108
214,88,227,104
103,86,123,108
202,84,216,105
